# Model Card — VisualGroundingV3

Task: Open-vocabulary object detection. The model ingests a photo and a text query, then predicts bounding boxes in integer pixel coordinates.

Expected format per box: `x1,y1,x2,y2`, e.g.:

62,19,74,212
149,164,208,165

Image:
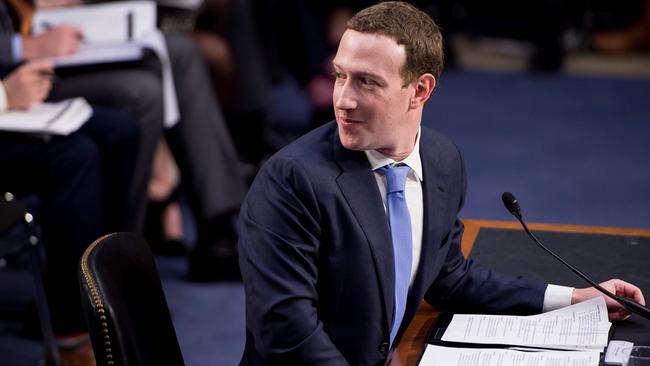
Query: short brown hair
346,1,443,85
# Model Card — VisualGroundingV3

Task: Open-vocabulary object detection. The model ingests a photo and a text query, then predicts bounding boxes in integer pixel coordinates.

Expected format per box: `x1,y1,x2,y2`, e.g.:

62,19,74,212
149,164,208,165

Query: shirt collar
364,128,423,182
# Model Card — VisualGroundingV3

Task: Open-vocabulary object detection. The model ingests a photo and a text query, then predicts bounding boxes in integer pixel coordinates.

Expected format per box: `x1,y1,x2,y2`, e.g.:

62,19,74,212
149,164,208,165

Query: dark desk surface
387,220,650,366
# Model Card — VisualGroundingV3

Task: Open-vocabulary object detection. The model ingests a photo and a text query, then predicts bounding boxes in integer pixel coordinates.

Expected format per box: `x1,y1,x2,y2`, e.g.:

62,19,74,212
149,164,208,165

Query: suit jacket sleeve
424,219,546,315
424,147,546,315
238,156,349,365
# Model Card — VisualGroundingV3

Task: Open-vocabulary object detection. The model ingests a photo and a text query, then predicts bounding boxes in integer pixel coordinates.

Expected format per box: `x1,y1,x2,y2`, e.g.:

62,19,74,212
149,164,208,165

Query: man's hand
572,279,645,321
23,25,82,60
2,61,55,110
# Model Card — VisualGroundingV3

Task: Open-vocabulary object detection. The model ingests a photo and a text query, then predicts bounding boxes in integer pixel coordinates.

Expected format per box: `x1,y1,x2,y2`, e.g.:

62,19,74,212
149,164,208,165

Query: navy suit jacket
239,121,546,365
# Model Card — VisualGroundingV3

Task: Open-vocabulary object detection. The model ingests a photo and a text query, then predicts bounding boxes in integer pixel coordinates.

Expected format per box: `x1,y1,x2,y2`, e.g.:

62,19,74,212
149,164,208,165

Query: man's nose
335,83,358,111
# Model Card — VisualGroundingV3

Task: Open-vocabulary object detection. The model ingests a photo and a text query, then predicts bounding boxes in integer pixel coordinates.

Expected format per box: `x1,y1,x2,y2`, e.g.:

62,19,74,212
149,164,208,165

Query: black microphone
501,191,650,320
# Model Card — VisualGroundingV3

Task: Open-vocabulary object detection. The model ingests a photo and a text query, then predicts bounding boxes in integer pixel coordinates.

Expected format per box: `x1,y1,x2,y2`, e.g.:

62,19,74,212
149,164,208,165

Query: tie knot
378,164,410,193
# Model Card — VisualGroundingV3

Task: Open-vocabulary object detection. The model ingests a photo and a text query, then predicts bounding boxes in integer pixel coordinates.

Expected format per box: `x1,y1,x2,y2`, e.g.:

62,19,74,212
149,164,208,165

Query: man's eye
360,77,374,86
334,71,346,79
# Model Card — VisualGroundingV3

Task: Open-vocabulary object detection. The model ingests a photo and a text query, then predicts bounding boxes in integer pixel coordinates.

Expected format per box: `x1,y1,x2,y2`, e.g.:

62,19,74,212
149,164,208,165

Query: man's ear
410,73,436,109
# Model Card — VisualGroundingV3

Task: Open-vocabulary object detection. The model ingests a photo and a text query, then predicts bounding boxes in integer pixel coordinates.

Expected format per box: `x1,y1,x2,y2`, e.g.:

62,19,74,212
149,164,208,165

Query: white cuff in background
543,284,575,312
0,81,8,112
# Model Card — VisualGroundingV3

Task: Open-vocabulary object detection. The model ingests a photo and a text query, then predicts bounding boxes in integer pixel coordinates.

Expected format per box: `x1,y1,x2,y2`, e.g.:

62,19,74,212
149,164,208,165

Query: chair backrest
79,232,185,366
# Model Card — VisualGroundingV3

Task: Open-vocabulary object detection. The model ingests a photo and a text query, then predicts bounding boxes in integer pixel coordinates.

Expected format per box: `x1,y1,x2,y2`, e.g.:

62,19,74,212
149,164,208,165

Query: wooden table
386,219,650,366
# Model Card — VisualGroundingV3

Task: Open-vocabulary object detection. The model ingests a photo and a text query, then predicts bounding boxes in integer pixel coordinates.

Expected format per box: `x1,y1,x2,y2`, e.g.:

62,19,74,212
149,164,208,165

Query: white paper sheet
137,30,179,128
0,98,92,135
419,345,600,366
441,297,611,351
46,42,144,67
604,340,634,365
32,2,180,127
32,1,156,43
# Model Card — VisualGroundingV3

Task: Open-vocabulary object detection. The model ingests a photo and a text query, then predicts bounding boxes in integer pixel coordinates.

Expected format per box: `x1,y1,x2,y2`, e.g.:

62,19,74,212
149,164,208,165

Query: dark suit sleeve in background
0,0,17,66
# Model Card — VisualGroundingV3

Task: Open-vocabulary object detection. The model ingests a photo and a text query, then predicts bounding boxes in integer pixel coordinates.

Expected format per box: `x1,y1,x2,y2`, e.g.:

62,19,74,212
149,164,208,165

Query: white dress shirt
364,128,572,312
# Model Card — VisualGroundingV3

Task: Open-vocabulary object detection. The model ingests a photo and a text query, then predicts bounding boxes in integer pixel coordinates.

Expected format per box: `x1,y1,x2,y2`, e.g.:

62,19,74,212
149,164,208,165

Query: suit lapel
332,132,395,336
409,129,451,305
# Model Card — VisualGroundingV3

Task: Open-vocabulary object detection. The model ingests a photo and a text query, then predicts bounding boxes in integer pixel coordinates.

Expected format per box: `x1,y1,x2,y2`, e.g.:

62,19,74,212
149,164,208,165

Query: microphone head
502,192,522,218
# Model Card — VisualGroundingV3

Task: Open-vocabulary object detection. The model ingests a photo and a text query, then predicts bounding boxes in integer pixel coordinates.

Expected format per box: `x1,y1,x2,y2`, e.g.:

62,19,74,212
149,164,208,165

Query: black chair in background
78,232,185,366
0,192,60,366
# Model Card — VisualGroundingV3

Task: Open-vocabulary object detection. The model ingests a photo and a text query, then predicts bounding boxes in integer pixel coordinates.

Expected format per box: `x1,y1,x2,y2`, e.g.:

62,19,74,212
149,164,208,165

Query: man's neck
376,128,420,162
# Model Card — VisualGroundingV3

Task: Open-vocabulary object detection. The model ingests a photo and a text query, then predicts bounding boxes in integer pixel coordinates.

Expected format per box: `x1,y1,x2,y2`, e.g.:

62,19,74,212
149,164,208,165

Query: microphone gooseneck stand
501,192,650,321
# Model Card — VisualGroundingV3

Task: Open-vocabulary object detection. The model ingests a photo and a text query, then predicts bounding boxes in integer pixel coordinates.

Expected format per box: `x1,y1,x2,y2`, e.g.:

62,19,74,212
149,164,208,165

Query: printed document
441,297,611,351
420,345,600,366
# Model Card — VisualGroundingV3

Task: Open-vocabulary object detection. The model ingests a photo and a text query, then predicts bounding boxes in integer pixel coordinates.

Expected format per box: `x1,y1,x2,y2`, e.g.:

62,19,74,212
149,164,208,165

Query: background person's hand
572,279,645,321
23,25,82,60
2,61,55,110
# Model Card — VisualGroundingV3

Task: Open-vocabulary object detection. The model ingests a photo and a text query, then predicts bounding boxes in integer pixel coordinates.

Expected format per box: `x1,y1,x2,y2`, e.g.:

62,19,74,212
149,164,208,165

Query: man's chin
338,131,368,152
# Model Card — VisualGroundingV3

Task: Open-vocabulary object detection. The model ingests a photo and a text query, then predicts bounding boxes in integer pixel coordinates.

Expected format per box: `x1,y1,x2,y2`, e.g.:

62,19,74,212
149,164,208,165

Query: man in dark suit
238,2,645,365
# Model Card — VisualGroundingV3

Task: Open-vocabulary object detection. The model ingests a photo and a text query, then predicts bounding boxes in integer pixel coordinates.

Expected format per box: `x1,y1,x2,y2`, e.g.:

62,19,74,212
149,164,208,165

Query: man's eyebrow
332,63,386,82
357,71,383,80
356,71,388,86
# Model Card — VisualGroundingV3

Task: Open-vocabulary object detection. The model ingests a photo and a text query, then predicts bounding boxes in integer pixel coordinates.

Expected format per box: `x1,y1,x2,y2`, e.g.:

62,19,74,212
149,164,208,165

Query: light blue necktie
378,164,413,347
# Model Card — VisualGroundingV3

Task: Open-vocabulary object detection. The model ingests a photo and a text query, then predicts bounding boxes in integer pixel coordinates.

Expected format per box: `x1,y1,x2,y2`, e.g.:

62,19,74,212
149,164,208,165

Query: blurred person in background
1,57,139,366
2,0,248,281
192,0,274,166
143,139,188,256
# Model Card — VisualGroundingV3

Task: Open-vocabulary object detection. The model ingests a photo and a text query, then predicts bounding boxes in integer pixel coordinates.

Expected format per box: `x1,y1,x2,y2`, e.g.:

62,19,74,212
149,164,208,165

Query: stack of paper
421,346,601,366
32,1,179,127
31,2,152,66
419,297,611,366
32,1,157,43
441,297,611,351
0,98,92,135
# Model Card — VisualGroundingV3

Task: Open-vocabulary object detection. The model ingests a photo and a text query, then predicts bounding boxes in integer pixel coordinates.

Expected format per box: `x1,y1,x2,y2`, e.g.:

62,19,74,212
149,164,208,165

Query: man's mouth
339,116,363,125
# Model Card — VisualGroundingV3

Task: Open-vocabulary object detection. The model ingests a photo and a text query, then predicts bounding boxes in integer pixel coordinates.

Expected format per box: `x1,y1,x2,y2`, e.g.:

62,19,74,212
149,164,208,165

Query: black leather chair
78,232,185,366
0,192,60,366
